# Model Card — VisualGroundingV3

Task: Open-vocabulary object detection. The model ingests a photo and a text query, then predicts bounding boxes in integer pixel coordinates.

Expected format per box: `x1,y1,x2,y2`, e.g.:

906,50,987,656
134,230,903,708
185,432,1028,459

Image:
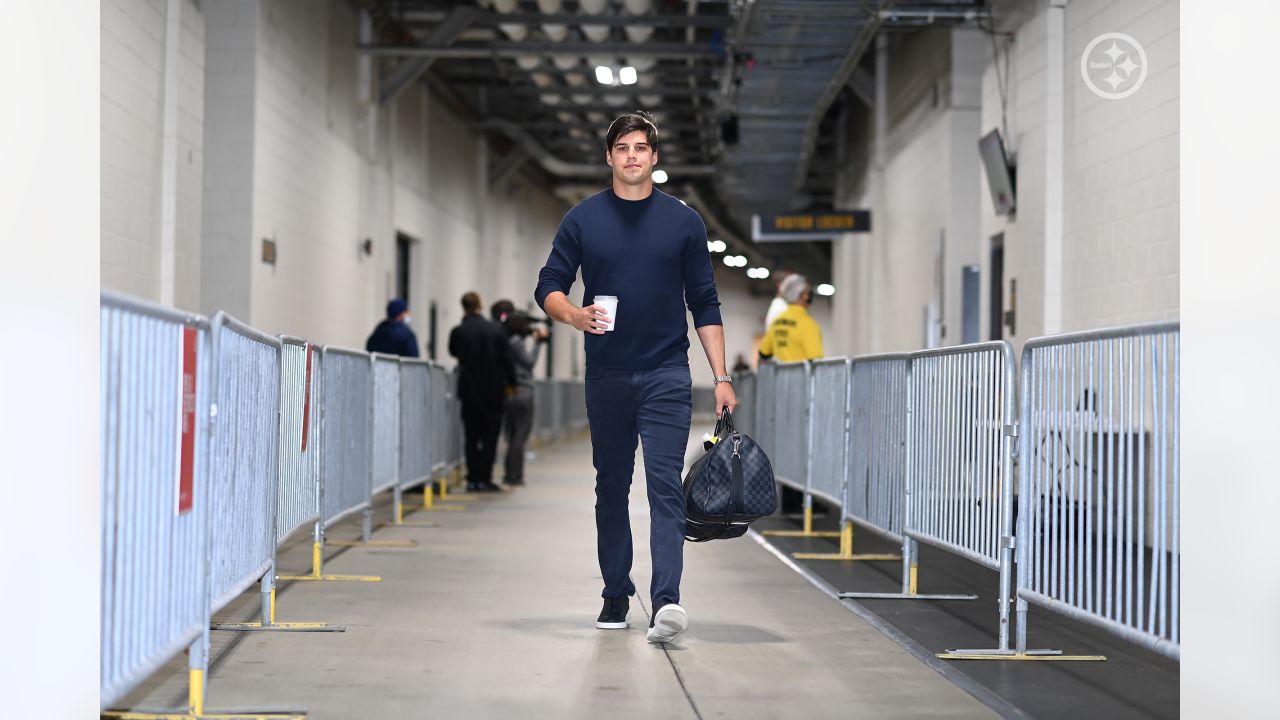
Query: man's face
606,129,658,187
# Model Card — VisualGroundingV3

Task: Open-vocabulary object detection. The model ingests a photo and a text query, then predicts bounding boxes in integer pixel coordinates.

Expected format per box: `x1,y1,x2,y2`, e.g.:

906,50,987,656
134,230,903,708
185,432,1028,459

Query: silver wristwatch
713,375,733,385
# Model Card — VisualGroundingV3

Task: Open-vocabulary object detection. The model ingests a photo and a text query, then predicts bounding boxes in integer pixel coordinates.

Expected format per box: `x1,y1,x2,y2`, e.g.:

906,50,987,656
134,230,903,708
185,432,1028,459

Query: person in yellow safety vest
758,273,823,362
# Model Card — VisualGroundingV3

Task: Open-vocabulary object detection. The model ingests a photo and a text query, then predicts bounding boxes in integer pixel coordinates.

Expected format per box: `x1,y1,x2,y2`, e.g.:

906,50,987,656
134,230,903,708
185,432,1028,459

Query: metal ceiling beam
360,42,724,60
399,11,733,30
789,3,887,198
479,86,720,98
379,6,481,105
483,120,715,178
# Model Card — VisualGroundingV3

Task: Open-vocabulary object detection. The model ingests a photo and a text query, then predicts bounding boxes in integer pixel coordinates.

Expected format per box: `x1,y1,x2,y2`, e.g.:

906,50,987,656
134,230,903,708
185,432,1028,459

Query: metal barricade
533,379,554,440
692,385,717,417
807,359,850,508
429,364,449,472
830,353,968,596
209,313,281,613
904,341,1055,658
771,361,810,493
398,359,433,491
734,371,757,437
567,380,588,429
370,355,401,496
100,293,212,709
1016,322,1179,660
754,362,778,461
320,347,373,527
277,338,320,544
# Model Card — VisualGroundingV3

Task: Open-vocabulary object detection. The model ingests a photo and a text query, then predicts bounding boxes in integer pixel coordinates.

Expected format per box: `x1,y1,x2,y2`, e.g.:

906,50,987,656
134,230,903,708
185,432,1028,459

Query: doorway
395,232,414,305
989,233,1004,341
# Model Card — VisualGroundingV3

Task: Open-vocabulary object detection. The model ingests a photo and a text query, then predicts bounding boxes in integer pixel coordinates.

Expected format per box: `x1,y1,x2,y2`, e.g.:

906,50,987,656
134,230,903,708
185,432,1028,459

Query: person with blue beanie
365,298,419,357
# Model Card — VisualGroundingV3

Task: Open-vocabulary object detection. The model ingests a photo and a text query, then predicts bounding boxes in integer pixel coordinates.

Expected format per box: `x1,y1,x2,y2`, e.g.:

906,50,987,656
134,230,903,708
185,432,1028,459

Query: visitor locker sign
177,326,197,514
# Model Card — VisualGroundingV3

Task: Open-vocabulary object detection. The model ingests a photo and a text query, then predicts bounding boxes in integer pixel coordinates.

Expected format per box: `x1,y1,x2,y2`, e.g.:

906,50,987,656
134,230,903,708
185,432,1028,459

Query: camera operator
501,310,549,486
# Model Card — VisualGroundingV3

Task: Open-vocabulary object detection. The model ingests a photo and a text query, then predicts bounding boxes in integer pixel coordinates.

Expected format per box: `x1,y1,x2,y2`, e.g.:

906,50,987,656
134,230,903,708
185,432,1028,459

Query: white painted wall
101,0,204,311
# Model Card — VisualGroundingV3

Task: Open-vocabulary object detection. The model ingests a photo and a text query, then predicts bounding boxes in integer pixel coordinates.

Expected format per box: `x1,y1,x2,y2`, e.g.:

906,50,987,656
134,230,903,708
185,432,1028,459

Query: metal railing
371,354,402,497
209,313,281,613
771,361,810,493
1016,322,1180,660
398,359,433,491
320,347,373,528
100,294,212,709
276,338,320,544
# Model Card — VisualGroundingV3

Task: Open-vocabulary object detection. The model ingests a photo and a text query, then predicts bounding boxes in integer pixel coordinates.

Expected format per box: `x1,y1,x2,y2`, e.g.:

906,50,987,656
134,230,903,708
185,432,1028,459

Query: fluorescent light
619,66,637,85
750,267,770,279
652,169,668,184
594,66,614,85
722,255,736,267
709,239,727,253
816,283,835,296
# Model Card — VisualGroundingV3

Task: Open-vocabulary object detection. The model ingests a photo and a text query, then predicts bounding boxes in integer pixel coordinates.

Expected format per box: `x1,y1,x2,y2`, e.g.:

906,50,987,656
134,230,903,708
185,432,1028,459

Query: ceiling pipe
484,119,715,177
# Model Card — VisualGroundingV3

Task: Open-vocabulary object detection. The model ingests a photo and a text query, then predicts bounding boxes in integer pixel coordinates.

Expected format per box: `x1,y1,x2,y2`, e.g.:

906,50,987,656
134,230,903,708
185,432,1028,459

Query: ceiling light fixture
652,169,668,184
708,239,727,253
594,66,614,85
619,66,638,85
816,283,835,296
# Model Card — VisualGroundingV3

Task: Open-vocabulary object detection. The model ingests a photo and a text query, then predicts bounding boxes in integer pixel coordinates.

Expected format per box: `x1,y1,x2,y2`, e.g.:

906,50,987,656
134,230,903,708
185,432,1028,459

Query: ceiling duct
623,0,654,43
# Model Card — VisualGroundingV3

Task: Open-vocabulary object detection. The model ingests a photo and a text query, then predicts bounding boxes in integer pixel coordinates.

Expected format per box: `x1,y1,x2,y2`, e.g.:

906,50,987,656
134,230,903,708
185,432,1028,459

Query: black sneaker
505,478,525,487
466,481,502,492
596,596,629,629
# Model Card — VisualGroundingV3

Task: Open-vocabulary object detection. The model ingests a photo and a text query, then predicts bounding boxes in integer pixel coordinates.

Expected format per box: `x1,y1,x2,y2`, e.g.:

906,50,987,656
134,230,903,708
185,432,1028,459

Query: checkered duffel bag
683,407,777,542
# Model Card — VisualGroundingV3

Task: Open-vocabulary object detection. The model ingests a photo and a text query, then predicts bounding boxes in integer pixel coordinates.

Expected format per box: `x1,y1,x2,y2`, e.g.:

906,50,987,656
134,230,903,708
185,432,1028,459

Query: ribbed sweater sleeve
534,214,581,312
681,212,722,327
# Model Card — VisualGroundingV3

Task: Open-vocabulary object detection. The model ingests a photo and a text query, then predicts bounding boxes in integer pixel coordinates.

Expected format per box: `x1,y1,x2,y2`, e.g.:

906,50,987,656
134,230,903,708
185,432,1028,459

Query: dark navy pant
585,362,692,610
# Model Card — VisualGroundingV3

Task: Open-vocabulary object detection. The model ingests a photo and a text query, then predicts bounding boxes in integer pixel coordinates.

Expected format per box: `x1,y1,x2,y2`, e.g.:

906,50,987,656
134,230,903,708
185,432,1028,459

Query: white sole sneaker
646,604,689,643
596,617,628,630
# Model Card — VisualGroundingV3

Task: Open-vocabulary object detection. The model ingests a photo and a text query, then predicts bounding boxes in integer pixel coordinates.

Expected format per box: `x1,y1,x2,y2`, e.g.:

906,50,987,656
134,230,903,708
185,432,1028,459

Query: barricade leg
933,547,1099,661
762,495,841,538
836,535,977,601
338,487,423,543
211,558,344,633
793,519,901,561
276,519,382,583
397,472,467,515
102,630,307,719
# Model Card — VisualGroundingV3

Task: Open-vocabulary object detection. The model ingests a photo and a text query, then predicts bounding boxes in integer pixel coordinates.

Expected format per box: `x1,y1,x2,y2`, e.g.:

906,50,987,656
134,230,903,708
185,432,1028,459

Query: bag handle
713,406,736,438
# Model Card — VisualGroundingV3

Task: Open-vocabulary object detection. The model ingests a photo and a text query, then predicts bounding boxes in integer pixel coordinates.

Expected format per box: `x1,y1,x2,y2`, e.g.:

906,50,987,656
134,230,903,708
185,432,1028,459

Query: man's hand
569,303,610,335
714,381,738,416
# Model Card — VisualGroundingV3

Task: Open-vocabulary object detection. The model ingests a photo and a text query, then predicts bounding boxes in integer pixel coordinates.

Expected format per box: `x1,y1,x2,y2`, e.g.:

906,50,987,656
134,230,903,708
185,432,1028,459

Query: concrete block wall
981,0,1179,342
101,0,204,311
1061,0,1179,330
831,0,1179,356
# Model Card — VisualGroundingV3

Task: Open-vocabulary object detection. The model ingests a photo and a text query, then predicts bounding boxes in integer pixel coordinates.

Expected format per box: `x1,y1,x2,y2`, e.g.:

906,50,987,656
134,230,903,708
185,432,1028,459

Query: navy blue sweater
535,189,722,371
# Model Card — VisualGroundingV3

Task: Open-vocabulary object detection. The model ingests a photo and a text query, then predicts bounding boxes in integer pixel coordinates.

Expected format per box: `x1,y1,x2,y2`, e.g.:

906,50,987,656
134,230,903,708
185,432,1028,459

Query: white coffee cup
593,295,618,332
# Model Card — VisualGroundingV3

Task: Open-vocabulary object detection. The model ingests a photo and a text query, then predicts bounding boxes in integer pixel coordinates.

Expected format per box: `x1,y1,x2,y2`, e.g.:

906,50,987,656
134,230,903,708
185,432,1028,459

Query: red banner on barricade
177,326,197,514
301,343,313,452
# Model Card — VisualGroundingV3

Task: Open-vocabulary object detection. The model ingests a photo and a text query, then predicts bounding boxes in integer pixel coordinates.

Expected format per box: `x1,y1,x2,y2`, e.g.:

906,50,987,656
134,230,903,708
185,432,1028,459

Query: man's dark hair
605,110,660,154
461,291,482,314
490,299,515,323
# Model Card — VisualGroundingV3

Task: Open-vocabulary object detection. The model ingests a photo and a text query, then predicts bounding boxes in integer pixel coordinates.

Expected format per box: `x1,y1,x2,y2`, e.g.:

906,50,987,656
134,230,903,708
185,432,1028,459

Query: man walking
365,298,419,357
449,291,513,493
535,110,737,644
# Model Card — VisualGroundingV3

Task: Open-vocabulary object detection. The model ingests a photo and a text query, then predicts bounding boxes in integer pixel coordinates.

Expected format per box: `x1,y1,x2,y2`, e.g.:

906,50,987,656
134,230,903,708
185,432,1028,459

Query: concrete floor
113,433,996,719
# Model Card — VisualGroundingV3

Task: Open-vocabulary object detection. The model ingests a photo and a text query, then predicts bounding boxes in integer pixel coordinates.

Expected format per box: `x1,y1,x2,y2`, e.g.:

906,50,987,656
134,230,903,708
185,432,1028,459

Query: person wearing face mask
365,298,420,357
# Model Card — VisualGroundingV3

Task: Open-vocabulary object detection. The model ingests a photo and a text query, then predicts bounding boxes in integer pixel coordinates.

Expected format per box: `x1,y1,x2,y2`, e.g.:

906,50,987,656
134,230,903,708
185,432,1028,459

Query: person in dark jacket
365,298,419,357
501,310,549,486
448,291,514,492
